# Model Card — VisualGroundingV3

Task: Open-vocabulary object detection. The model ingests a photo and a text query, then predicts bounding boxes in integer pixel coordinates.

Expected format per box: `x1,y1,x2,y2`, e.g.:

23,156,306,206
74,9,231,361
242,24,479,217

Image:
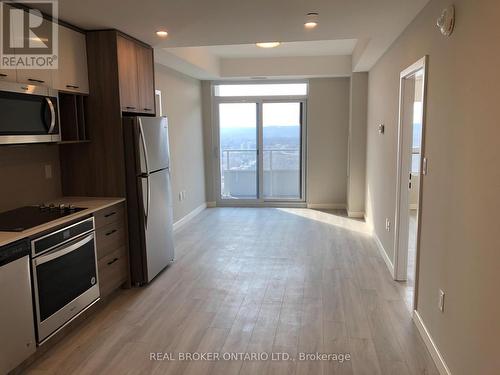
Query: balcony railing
220,149,300,199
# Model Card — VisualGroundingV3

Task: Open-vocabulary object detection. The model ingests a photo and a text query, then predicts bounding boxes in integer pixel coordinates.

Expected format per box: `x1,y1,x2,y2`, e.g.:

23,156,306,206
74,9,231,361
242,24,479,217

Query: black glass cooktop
0,205,86,232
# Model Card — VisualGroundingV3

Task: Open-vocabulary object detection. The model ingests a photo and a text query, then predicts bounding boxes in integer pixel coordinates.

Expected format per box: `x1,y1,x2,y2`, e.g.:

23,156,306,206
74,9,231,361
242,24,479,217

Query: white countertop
0,197,125,247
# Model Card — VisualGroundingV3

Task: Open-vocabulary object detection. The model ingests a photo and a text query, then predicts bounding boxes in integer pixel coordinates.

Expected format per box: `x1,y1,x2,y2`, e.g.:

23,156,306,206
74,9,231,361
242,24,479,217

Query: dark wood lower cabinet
94,202,129,298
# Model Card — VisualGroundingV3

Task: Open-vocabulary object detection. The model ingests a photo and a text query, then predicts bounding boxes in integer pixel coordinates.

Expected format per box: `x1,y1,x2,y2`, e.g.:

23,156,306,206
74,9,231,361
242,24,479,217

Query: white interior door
394,57,428,311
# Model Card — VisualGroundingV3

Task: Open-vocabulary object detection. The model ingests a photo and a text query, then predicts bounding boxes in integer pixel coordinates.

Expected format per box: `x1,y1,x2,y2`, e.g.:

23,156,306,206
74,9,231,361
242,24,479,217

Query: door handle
34,234,94,266
138,119,150,175
45,97,56,133
141,176,150,230
28,78,45,83
107,257,119,266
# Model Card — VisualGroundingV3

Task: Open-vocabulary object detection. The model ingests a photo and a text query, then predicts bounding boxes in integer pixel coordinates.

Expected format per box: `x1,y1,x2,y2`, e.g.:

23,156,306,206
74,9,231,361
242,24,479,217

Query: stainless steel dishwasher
0,239,36,374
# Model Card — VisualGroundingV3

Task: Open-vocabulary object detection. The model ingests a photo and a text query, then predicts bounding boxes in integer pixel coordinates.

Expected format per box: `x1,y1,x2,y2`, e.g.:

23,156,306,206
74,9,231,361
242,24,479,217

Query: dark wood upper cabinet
60,30,156,198
116,34,155,115
117,35,140,113
136,45,155,114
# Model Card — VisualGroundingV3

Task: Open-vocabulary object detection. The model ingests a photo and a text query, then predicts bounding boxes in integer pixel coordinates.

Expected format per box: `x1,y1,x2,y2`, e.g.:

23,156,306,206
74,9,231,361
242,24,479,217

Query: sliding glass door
262,102,302,199
217,100,305,203
219,102,258,200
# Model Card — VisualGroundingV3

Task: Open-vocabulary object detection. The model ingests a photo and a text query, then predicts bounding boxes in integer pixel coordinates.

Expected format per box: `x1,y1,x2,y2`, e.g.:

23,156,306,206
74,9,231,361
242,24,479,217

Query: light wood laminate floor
24,208,438,375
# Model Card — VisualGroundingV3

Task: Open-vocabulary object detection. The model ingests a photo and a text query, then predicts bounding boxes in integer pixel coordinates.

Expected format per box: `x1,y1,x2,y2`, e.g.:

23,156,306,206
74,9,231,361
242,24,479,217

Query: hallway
24,208,438,375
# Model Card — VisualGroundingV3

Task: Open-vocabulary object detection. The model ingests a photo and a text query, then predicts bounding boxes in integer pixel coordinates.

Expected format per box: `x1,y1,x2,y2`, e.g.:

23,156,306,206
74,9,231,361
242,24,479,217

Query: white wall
155,64,206,222
220,55,352,78
365,0,500,373
307,78,350,207
347,73,368,216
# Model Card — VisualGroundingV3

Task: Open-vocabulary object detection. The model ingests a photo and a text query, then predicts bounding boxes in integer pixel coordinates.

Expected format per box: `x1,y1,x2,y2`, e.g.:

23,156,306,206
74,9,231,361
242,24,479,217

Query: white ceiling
42,0,431,77
202,39,358,59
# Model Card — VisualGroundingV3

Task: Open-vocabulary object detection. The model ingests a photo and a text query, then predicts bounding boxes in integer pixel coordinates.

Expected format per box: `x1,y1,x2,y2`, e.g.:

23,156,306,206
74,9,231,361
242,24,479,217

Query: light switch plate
44,164,52,179
438,289,445,312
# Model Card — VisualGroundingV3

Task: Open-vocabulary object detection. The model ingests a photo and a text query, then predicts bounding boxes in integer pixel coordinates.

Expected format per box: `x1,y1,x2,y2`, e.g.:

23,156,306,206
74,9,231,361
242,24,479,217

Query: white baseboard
173,203,207,232
372,231,395,278
413,311,451,375
307,203,346,210
347,210,365,218
206,201,216,208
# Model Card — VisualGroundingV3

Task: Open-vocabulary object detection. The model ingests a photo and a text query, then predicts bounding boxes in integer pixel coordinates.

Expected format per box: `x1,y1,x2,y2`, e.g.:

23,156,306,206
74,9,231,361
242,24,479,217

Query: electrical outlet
44,164,52,179
385,218,391,232
438,289,445,312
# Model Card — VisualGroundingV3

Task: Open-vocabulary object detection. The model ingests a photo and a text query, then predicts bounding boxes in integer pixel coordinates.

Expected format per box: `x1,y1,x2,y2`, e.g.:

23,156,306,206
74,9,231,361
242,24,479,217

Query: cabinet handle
28,78,45,83
66,84,79,89
107,257,119,266
105,229,117,236
126,106,136,110
0,73,7,77
104,211,116,218
21,86,29,90
143,108,153,111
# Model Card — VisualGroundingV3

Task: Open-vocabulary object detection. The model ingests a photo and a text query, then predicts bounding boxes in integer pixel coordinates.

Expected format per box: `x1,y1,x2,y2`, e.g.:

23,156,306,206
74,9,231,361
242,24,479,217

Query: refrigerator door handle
143,176,151,229
138,118,150,175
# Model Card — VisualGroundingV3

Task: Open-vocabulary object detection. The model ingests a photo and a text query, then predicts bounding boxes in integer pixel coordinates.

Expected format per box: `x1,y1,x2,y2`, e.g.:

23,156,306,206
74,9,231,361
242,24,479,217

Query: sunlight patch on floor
276,208,370,234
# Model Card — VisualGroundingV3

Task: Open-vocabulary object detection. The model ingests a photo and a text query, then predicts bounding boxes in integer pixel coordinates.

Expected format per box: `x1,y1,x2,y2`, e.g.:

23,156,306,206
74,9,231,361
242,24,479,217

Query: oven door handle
34,233,94,266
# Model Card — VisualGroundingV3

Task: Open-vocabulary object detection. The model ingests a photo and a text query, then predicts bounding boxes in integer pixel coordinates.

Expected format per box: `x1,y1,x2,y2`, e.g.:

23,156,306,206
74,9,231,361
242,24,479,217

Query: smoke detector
437,5,455,36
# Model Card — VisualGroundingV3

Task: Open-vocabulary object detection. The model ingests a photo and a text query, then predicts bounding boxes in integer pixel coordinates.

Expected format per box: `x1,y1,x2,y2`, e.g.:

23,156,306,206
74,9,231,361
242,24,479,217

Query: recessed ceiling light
305,12,319,29
156,30,168,38
256,42,281,48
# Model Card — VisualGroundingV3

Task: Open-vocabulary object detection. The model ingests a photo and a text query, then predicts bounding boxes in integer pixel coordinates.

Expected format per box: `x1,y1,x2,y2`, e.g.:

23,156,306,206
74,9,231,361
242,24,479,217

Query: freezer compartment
137,117,170,174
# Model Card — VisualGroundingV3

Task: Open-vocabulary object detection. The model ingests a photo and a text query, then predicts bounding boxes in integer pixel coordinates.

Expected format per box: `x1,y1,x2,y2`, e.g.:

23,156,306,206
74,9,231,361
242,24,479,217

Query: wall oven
31,217,100,344
0,81,60,145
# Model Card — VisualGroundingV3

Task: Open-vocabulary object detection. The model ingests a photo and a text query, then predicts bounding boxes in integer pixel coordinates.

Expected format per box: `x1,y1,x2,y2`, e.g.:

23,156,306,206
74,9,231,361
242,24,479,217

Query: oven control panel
31,217,94,257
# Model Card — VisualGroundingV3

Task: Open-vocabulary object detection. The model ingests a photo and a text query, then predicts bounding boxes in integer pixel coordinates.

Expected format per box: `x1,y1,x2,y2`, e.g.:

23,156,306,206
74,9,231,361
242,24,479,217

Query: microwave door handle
45,97,56,133
34,233,94,266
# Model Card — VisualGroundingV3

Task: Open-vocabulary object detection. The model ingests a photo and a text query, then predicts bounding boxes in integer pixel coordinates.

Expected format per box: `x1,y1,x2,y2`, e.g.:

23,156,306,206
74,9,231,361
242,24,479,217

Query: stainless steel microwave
0,81,60,145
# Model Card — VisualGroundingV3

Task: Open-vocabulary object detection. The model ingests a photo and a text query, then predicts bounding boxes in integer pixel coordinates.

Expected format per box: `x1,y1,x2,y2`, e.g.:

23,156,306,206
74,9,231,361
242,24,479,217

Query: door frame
214,95,307,206
393,56,428,310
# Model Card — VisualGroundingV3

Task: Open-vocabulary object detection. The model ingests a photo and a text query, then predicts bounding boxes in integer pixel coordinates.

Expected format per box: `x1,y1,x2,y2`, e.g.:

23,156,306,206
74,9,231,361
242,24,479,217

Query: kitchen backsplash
0,144,62,212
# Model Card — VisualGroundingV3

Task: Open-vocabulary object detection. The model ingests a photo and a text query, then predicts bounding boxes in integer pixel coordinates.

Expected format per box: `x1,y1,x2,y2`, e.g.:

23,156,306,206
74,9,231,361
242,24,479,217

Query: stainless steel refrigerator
123,116,175,285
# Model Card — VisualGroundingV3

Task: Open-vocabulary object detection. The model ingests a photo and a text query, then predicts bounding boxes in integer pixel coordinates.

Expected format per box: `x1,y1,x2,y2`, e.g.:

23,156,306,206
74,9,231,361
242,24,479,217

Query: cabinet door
136,45,155,115
117,35,139,113
15,10,53,87
53,25,89,94
0,69,17,82
16,69,53,86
